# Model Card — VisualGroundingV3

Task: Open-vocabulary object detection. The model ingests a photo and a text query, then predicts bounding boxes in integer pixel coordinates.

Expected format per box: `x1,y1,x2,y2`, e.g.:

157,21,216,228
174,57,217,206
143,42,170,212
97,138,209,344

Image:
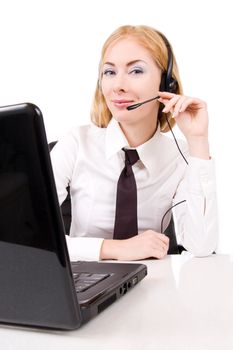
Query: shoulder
56,123,106,146
67,123,106,143
51,123,107,159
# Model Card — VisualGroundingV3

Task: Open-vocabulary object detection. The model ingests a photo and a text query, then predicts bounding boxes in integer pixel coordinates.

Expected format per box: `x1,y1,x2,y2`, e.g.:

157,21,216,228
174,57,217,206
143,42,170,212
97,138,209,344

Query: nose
113,73,128,94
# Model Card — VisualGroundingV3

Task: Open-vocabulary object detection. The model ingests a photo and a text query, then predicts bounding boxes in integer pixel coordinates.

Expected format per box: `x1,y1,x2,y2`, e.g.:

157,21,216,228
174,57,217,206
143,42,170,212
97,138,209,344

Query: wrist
100,239,122,260
187,136,210,160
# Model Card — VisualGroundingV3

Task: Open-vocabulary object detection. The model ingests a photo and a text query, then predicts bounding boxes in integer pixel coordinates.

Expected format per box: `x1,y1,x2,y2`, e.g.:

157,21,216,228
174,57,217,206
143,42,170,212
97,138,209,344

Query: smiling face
100,37,162,128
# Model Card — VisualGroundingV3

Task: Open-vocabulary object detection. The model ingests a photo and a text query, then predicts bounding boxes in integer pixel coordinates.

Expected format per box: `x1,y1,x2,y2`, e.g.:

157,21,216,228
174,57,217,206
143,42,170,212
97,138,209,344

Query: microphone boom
127,95,160,110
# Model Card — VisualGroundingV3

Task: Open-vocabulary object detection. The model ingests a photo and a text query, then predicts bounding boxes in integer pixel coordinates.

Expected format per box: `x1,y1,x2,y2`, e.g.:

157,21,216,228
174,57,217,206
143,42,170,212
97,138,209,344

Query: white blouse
51,118,218,261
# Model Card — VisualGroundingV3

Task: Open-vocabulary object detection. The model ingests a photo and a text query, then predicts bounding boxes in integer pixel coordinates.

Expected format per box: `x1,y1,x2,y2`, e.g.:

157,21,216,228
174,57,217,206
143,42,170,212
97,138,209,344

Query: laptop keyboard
73,272,110,293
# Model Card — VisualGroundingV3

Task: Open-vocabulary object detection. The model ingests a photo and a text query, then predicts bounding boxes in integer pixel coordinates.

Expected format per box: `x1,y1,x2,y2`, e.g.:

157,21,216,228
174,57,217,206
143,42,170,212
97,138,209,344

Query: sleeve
50,133,104,262
65,236,104,261
173,156,219,257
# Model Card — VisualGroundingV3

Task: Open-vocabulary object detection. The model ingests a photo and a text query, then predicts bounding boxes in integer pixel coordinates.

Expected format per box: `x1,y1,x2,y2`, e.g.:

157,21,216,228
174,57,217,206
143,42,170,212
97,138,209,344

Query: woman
51,25,218,261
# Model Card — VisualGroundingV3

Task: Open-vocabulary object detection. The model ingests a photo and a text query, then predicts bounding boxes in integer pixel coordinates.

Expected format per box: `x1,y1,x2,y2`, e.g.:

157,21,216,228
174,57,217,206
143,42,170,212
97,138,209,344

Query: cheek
100,80,111,99
144,75,161,91
134,75,160,96
100,83,112,110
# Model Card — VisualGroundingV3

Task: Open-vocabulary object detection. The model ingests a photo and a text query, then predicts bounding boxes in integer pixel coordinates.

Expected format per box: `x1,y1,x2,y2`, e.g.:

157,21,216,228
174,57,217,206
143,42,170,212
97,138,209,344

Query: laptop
0,103,147,330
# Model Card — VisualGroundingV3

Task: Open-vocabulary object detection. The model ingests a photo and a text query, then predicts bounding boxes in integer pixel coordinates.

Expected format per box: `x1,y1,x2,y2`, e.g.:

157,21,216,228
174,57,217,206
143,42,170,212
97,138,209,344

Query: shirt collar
136,125,161,175
105,118,162,175
105,118,129,159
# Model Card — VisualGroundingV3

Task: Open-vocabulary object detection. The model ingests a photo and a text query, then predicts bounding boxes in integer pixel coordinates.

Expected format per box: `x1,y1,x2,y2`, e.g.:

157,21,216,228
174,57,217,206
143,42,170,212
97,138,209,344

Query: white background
0,0,232,253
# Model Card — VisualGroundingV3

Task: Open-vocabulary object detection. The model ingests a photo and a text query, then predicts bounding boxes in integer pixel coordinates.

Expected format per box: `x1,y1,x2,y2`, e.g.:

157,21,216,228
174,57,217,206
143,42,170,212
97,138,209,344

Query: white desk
1,254,233,350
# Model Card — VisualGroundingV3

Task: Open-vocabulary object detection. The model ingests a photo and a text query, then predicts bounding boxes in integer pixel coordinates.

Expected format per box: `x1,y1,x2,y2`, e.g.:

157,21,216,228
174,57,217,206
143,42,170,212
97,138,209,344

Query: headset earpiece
159,73,178,93
168,77,178,93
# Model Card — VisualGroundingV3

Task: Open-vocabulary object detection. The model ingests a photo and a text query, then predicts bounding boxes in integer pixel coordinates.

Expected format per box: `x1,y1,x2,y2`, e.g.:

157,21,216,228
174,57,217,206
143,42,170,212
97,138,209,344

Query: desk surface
1,254,233,350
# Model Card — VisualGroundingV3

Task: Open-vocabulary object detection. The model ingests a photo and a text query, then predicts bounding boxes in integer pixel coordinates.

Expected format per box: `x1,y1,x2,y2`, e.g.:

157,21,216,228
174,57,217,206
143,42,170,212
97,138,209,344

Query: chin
113,114,135,125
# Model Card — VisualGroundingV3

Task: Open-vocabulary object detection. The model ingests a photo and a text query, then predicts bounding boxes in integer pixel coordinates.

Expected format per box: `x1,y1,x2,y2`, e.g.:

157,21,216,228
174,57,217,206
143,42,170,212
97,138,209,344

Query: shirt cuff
65,236,104,261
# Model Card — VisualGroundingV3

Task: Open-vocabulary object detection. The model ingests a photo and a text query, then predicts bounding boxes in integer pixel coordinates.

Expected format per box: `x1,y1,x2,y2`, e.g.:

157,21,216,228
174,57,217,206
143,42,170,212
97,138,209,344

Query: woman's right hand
100,230,169,261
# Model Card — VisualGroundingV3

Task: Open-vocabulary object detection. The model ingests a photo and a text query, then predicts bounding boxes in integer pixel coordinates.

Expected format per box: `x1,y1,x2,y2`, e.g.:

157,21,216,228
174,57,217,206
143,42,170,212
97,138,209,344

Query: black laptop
0,103,147,330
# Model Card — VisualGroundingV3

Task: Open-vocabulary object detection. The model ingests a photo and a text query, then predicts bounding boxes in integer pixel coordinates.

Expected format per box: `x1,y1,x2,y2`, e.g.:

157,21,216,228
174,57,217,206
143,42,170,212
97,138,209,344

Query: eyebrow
103,59,147,67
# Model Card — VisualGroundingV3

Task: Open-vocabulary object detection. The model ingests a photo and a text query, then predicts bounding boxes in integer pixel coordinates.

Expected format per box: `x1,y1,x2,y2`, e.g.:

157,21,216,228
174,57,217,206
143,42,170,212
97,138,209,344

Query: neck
120,119,158,148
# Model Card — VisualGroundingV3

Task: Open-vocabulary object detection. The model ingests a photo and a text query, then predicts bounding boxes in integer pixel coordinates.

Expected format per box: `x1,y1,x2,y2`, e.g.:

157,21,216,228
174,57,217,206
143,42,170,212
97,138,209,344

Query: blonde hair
91,25,183,132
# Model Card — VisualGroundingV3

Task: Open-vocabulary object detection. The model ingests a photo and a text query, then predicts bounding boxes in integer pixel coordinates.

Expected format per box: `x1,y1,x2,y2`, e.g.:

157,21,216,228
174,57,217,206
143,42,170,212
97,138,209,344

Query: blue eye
103,69,116,76
130,67,144,75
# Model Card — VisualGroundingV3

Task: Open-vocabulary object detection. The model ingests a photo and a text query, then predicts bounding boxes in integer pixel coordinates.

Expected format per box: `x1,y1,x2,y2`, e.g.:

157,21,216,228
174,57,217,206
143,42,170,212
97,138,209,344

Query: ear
159,73,178,93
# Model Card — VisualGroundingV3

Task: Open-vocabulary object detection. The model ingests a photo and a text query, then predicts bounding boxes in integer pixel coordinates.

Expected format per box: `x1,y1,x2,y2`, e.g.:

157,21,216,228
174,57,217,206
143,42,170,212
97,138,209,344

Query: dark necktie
113,148,139,240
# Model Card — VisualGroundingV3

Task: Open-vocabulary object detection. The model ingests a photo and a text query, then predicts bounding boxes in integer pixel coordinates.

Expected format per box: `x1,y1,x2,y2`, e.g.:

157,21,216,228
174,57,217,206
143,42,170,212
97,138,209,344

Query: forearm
187,136,210,160
100,231,169,261
174,157,219,256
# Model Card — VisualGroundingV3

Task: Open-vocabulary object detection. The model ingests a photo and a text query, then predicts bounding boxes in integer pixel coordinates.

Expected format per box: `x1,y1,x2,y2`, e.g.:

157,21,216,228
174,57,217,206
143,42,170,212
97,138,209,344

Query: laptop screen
0,104,65,252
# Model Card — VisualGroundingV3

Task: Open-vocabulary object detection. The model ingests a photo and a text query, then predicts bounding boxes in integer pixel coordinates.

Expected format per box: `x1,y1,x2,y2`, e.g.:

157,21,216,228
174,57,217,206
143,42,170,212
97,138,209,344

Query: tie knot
123,148,139,166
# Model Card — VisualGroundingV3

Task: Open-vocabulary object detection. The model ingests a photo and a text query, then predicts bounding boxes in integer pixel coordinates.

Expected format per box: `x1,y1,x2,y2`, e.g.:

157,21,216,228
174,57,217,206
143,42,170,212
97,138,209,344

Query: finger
156,233,170,245
179,97,206,113
152,247,167,259
154,241,168,253
158,91,177,106
172,96,187,117
151,238,169,255
161,95,180,113
158,91,177,99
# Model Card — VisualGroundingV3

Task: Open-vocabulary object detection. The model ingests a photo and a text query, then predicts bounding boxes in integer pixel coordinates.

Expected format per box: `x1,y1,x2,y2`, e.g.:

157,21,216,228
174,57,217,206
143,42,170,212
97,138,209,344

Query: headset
158,32,179,94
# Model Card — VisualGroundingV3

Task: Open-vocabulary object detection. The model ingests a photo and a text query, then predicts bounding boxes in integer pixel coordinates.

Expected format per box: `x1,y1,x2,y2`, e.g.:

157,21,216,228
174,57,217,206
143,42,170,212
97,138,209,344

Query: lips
112,99,134,108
